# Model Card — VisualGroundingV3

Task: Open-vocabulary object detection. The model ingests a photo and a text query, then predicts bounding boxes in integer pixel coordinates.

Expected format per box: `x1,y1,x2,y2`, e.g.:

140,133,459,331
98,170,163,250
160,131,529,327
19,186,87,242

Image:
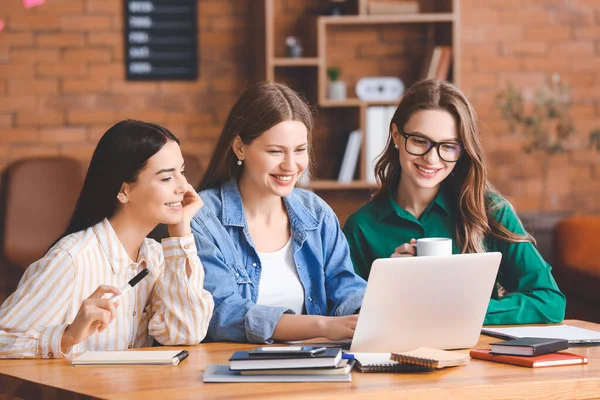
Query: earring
394,144,399,150
117,193,127,203
237,159,243,166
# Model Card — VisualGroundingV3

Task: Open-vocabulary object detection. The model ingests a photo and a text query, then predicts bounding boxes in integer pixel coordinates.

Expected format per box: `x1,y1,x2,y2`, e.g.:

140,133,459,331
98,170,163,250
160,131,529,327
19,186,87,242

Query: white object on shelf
328,80,347,101
338,130,363,183
356,77,404,101
368,0,419,15
365,106,395,184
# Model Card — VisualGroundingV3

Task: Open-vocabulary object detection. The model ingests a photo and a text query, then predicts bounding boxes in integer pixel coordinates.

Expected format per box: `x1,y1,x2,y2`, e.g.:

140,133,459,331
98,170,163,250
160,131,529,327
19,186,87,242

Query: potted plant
327,67,346,101
495,74,597,211
496,73,575,154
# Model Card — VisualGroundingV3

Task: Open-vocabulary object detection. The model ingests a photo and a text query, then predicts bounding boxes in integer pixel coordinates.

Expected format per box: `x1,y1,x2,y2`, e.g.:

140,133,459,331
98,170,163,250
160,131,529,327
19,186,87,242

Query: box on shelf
367,0,419,15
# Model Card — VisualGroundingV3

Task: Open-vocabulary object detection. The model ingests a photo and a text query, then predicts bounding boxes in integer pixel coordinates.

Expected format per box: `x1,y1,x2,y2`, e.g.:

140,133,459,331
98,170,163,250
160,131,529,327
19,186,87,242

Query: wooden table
1,320,599,399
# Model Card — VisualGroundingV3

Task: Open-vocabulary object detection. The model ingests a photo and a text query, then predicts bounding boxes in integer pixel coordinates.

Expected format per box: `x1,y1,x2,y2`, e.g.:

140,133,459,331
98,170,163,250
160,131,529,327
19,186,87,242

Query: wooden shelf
319,98,399,108
272,57,320,67
299,180,378,190
319,13,455,25
252,0,459,221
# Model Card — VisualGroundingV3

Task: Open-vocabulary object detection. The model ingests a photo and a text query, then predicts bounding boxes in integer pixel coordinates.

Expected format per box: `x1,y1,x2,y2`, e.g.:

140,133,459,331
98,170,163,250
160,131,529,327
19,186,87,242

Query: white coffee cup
416,238,452,257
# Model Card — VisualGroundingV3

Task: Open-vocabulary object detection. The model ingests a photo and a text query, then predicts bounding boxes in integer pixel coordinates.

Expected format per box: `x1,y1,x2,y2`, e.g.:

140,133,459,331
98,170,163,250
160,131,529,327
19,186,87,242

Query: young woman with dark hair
192,82,366,343
343,80,565,325
0,120,214,358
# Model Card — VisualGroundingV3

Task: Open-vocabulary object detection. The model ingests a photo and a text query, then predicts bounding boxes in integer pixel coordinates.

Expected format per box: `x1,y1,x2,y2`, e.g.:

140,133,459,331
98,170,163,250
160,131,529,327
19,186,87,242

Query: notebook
481,324,600,345
71,350,189,366
390,347,469,369
490,337,569,356
240,359,355,376
203,364,352,382
352,353,434,373
470,349,589,368
229,348,341,370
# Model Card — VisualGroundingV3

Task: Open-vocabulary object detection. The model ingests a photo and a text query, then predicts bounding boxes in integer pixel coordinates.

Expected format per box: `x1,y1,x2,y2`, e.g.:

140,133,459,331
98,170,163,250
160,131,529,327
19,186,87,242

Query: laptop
350,252,502,353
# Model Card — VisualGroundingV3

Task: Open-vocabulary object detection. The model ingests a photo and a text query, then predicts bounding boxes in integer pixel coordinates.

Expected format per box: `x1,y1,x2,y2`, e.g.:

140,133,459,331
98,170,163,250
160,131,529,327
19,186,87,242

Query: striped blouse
0,219,214,359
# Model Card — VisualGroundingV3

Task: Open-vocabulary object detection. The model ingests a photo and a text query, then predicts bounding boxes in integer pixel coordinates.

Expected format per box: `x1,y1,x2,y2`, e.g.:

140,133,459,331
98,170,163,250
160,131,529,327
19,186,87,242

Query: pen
109,269,149,302
173,350,190,365
342,352,355,360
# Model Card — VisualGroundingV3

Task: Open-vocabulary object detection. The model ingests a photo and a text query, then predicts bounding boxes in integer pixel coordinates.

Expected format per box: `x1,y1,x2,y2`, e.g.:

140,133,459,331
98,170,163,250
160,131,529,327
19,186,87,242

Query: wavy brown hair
198,81,315,191
373,80,533,253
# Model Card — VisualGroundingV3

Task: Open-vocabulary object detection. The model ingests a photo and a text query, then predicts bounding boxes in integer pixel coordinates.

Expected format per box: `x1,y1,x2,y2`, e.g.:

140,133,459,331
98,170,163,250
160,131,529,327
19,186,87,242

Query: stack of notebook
204,347,353,382
352,347,469,373
470,337,589,368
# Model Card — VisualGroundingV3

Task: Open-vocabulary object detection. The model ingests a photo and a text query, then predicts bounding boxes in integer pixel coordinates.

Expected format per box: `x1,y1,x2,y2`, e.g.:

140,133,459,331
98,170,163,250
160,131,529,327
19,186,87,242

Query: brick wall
0,0,598,213
461,0,600,213
0,0,249,167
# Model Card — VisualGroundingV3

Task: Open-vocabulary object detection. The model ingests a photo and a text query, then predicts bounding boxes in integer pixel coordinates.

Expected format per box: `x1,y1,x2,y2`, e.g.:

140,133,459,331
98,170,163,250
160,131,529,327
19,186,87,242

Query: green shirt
342,186,566,325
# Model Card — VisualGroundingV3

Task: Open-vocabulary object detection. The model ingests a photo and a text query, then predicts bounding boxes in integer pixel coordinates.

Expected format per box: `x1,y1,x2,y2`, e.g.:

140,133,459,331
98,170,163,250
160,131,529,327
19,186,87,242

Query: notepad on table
490,337,569,356
390,347,469,369
203,364,352,382
352,352,434,373
482,324,600,345
71,350,189,366
229,348,341,370
470,349,588,368
240,359,355,376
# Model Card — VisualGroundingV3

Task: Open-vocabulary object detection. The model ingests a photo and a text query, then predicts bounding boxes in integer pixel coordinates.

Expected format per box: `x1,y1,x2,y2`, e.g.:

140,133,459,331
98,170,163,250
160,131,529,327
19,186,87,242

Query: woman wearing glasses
343,80,565,325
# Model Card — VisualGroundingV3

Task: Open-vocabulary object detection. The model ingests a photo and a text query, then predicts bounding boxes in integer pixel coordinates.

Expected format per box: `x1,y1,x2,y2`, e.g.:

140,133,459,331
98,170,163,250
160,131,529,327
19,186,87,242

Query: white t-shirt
256,237,305,315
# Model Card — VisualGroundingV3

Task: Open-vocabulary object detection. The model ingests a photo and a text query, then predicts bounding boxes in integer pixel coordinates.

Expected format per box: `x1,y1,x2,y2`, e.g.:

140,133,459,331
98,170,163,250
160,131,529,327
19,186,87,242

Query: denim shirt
191,180,366,343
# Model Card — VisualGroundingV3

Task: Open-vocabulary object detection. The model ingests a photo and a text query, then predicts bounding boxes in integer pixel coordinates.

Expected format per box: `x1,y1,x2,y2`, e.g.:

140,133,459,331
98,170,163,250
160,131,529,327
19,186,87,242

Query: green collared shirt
342,186,566,325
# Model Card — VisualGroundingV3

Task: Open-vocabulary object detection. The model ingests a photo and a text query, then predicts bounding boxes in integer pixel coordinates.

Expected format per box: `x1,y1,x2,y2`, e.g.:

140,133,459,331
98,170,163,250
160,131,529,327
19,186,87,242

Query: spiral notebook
352,353,434,373
390,348,469,369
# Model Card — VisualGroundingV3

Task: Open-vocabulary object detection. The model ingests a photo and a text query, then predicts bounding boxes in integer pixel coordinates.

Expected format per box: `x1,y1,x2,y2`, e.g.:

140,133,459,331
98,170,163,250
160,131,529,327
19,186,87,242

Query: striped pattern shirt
0,219,214,359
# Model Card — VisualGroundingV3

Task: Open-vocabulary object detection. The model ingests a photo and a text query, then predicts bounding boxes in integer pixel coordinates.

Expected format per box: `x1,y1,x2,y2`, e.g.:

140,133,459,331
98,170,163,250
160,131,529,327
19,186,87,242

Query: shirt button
48,351,54,358
184,244,190,249
308,297,313,302
235,273,239,277
128,344,133,349
133,311,137,317
297,265,301,269
252,263,257,267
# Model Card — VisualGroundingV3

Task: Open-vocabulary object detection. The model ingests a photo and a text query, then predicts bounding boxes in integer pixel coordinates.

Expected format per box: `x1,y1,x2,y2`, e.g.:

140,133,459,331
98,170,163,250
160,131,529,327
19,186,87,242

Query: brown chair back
0,157,84,269
182,152,205,189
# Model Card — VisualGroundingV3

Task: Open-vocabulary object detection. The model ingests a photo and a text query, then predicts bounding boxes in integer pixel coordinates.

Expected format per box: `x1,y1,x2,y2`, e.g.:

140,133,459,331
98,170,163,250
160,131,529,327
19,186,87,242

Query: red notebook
470,349,588,368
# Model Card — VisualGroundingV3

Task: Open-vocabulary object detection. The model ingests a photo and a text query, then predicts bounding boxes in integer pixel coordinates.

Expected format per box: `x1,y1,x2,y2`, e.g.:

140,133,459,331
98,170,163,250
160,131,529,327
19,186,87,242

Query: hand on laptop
321,315,358,340
390,238,417,258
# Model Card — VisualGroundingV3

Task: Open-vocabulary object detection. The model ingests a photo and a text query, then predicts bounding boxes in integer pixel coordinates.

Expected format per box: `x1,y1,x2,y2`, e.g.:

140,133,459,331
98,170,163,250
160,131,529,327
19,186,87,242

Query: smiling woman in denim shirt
191,82,366,343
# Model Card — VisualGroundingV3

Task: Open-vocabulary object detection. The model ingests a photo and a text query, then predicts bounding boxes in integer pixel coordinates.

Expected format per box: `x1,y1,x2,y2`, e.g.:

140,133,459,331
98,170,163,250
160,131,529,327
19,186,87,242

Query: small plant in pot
496,73,576,154
327,67,346,101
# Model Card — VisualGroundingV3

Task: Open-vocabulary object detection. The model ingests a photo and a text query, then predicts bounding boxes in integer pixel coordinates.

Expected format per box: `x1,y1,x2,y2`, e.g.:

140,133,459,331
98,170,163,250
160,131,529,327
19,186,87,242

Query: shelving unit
272,57,320,67
250,0,460,222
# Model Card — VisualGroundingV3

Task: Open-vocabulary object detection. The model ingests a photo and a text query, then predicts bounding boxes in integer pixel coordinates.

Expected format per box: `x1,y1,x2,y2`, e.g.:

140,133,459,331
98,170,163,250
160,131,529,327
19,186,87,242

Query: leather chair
552,216,600,323
0,157,84,301
182,152,205,190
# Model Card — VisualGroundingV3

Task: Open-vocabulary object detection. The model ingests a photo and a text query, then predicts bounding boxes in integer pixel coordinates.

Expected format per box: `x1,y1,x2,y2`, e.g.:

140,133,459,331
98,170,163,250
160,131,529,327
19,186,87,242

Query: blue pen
342,352,355,360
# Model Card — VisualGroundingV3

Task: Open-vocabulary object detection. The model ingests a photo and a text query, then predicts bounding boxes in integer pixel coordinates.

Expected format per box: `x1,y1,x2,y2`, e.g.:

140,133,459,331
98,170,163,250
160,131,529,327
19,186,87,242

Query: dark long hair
373,80,532,253
198,81,314,191
56,120,179,242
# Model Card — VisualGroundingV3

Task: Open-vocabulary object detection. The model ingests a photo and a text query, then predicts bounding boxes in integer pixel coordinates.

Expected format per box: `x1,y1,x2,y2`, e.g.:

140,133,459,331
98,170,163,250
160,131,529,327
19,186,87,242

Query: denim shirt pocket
225,262,252,284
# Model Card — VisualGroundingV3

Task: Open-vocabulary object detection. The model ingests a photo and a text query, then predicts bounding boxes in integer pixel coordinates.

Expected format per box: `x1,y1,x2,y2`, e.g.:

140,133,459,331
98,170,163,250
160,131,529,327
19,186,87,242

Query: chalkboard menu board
124,0,198,80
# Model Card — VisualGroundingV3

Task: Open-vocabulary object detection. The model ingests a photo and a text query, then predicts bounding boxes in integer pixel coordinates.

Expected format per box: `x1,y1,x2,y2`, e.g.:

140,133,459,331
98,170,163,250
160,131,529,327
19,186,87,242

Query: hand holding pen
60,269,149,354
108,268,149,303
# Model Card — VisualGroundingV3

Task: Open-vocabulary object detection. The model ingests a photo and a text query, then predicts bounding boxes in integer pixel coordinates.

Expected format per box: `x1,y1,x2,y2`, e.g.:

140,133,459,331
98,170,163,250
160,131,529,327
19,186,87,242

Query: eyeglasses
400,131,463,163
